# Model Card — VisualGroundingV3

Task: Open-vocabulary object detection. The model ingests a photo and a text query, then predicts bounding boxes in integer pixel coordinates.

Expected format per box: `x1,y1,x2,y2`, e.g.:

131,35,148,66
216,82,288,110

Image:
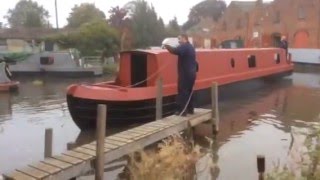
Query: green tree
51,20,119,56
129,0,166,48
108,6,132,50
5,0,50,28
67,3,106,28
182,0,227,31
166,17,181,37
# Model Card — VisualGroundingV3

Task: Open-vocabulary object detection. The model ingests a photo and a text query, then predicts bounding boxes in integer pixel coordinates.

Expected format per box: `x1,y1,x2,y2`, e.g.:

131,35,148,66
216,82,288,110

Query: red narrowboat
0,81,19,92
66,48,293,130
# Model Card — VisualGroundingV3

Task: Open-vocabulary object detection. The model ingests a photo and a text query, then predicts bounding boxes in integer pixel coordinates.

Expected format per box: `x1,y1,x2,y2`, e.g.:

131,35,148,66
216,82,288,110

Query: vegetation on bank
267,123,320,180
4,0,227,57
103,63,118,75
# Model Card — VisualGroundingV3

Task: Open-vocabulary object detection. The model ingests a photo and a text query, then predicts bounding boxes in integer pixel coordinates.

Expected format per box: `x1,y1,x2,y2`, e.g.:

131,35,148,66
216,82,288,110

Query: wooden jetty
3,108,213,180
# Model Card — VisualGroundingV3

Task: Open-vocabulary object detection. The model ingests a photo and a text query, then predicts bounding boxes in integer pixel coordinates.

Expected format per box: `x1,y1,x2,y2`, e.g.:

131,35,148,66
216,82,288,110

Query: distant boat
0,61,19,92
1,50,103,78
66,48,293,130
289,48,320,65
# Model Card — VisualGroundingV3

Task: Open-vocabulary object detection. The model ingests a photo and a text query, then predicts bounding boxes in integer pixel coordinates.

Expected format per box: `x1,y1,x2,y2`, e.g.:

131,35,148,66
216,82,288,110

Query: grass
119,135,215,180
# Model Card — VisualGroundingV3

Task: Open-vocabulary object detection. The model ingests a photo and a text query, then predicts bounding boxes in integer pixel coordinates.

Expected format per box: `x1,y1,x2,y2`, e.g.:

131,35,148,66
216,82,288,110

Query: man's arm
164,44,185,56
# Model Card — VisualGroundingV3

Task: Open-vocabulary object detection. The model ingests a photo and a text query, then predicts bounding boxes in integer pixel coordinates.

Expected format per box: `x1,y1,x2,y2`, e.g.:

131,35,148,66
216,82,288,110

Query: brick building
190,0,320,49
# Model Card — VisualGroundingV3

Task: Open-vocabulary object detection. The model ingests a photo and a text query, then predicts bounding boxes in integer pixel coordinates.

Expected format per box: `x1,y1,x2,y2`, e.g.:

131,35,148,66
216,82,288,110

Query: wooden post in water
211,82,219,137
156,78,163,120
257,155,265,180
67,142,76,150
44,128,53,158
96,104,107,180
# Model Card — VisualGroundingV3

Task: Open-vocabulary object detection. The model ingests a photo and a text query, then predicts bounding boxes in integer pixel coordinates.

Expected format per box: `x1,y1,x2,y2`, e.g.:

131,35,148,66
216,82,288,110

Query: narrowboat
67,48,293,130
0,61,19,92
0,81,19,92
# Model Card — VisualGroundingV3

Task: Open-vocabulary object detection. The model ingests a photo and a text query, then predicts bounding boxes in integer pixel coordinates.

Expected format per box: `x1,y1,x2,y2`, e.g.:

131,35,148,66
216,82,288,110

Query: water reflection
0,93,12,119
1,71,320,179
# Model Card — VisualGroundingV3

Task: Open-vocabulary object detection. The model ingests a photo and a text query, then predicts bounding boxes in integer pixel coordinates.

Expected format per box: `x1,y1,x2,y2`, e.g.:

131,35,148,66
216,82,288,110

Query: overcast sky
0,0,272,27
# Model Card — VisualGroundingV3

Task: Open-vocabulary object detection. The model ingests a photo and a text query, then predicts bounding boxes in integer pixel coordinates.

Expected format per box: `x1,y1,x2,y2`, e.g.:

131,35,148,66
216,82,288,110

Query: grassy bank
103,63,119,75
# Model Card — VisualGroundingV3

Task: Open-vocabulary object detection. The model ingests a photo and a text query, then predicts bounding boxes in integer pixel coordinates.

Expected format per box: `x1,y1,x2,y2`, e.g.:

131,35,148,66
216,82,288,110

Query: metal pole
96,104,107,180
55,0,59,29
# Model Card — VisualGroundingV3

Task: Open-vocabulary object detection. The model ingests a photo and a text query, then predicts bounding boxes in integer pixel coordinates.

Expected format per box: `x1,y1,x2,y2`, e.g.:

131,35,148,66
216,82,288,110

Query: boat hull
67,70,292,130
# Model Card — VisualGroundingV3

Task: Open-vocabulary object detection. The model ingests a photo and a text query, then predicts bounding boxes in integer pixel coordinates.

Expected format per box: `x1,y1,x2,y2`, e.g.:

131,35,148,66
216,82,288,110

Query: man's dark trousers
176,70,196,113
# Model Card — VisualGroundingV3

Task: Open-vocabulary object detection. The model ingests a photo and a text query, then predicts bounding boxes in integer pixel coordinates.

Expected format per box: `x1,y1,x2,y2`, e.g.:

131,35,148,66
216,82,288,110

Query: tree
50,20,120,56
5,0,50,28
182,0,227,31
108,6,132,50
129,0,166,48
166,17,181,37
67,3,106,28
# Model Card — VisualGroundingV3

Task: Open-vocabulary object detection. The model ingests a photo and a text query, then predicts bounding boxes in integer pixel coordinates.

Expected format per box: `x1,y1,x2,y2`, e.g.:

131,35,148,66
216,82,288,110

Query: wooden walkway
4,108,212,180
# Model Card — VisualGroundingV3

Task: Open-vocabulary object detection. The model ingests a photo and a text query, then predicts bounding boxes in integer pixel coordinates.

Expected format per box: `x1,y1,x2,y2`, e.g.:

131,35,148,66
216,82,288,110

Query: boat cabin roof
120,48,281,55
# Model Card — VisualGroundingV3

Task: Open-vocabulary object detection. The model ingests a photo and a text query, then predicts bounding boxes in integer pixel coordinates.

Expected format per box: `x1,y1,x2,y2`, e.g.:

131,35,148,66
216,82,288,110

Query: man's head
178,34,189,45
281,35,286,41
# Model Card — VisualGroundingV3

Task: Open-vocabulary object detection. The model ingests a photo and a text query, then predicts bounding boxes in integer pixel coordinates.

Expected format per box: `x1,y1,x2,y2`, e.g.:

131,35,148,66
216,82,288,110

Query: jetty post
257,155,266,180
96,104,107,180
211,82,220,139
44,128,53,158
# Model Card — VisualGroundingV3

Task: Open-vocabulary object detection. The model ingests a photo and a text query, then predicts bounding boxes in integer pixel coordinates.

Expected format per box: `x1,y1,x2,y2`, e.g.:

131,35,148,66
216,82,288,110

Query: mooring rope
124,59,195,117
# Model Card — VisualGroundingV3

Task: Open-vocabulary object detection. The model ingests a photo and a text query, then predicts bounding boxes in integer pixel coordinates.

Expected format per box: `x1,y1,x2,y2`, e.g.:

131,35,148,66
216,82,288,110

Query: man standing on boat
164,34,198,116
280,36,288,55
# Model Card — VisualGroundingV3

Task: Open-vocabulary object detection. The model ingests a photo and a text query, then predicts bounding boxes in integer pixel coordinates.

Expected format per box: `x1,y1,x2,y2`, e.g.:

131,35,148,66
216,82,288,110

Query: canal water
0,70,320,179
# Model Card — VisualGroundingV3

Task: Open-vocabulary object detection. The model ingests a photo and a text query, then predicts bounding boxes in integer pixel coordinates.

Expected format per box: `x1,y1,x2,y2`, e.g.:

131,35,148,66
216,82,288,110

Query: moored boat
0,61,19,92
67,48,293,130
0,81,19,92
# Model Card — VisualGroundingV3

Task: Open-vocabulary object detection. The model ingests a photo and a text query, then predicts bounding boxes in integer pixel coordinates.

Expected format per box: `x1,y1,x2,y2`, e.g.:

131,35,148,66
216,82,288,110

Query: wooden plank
3,170,36,180
16,166,49,179
113,133,138,140
138,126,162,132
107,135,133,143
63,151,93,161
42,158,72,169
73,147,97,156
53,154,83,165
189,112,211,127
90,141,118,150
29,162,61,174
119,131,144,139
146,122,169,128
82,144,110,152
104,139,127,146
127,128,153,135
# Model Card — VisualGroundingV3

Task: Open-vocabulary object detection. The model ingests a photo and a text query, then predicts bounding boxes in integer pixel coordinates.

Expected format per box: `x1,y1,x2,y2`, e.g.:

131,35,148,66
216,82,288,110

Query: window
230,58,235,68
274,11,280,23
298,6,306,19
248,55,256,68
274,53,280,64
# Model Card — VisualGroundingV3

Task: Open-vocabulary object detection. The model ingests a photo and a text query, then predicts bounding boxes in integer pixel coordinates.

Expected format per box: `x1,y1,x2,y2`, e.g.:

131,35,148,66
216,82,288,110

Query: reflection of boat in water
194,81,292,141
0,93,12,116
67,48,293,130
0,61,19,92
